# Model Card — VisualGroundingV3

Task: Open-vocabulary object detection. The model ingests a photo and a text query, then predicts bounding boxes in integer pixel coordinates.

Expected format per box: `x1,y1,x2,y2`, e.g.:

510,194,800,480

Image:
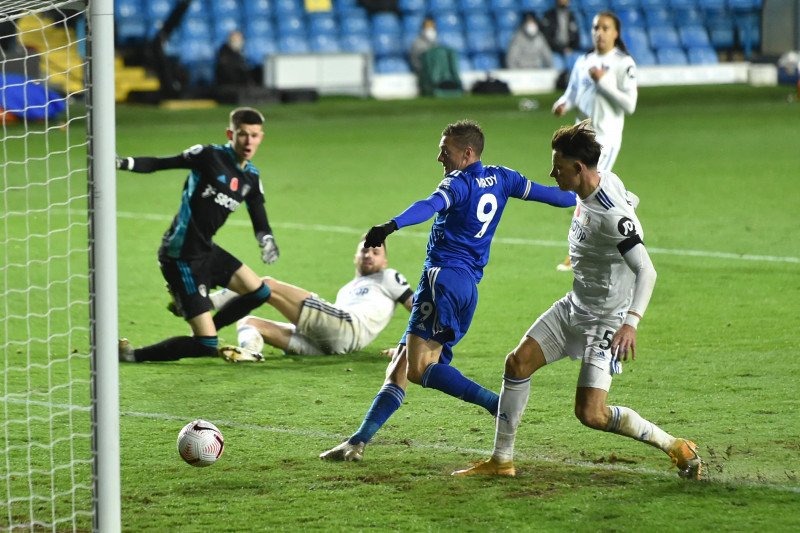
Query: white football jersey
334,268,411,348
568,171,643,316
555,48,637,149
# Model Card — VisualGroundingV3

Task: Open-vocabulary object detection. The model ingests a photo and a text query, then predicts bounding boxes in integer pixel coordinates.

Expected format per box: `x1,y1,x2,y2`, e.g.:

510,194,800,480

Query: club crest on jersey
230,177,239,192
198,284,208,298
617,217,637,236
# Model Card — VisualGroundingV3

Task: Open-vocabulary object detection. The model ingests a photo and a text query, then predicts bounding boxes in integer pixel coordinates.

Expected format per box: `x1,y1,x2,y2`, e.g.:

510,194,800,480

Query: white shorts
596,137,621,171
525,293,623,391
288,296,361,355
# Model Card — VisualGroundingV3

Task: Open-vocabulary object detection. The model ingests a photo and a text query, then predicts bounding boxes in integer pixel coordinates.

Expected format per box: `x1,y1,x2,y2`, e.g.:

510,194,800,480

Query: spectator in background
215,30,260,87
505,12,554,69
410,17,439,74
541,0,581,57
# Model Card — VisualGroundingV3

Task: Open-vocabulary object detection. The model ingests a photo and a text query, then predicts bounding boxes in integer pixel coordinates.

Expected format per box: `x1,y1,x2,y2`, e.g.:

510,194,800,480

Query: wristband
623,313,640,329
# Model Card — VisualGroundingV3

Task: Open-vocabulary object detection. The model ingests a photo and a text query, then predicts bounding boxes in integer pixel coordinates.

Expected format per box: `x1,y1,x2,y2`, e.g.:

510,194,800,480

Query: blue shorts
401,266,478,365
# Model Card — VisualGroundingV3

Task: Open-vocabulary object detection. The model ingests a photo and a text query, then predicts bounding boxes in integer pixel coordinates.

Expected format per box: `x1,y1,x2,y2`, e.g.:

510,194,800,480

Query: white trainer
319,440,365,462
218,345,264,363
118,338,136,363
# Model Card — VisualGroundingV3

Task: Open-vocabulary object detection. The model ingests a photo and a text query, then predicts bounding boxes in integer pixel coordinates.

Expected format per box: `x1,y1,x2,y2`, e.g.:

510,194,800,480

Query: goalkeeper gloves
259,234,280,264
116,156,134,171
364,220,397,248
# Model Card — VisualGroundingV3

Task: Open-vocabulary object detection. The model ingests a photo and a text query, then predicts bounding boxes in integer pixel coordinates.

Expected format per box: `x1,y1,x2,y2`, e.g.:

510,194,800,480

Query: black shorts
159,244,243,320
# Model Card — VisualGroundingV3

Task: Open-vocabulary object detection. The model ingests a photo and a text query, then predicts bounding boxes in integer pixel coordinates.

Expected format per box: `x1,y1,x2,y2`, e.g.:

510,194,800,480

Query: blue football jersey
425,161,532,282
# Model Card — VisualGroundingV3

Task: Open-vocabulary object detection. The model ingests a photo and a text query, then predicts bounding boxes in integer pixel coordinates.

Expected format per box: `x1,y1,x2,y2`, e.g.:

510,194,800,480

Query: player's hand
116,156,132,170
552,103,566,117
259,234,279,264
610,324,637,362
381,347,398,358
364,220,397,248
589,66,606,82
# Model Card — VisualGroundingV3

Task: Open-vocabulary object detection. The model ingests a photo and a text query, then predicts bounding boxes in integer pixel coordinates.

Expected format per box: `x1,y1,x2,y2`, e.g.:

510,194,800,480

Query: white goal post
0,0,119,531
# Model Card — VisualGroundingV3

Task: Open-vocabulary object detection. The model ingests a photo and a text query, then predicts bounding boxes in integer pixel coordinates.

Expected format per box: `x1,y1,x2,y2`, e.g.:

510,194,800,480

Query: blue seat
186,61,215,86
616,8,644,28
706,17,735,49
309,34,341,53
580,0,611,16
340,33,371,53
686,46,718,64
728,0,760,12
340,15,369,35
696,0,725,14
438,30,467,53
372,12,402,34
308,13,338,35
435,12,462,32
656,47,688,64
611,0,640,9
186,0,207,17
642,6,672,26
471,52,500,71
459,0,488,11
244,17,275,39
211,0,241,17
145,0,175,22
630,45,657,65
403,13,426,34
679,25,710,48
551,52,565,71
638,0,663,8
214,16,243,47
490,0,516,11
182,17,212,40
179,38,216,62
467,31,498,54
372,32,404,55
668,0,696,8
117,18,148,44
277,14,306,37
459,54,472,72
374,56,411,73
648,25,680,49
464,13,493,33
623,25,650,51
335,0,360,10
399,0,427,12
497,27,515,50
244,36,277,65
278,34,310,53
274,0,302,14
115,0,141,18
243,0,272,17
519,0,551,16
493,9,520,31
428,0,457,12
735,13,760,58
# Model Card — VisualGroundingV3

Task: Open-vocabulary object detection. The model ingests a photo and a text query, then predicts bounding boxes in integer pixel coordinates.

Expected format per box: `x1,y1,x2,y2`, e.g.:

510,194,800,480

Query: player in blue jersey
320,119,577,462
117,107,279,363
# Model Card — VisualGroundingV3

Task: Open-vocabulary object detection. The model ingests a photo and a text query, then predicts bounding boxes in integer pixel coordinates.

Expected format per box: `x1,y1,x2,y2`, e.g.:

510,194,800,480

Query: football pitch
7,84,800,531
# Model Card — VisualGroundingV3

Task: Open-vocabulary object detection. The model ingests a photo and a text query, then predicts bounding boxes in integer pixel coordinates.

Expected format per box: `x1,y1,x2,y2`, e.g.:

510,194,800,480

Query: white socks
492,377,531,463
607,405,675,451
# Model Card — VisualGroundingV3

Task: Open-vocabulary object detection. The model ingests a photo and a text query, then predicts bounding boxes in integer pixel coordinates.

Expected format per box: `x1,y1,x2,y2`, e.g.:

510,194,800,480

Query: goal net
1,1,118,530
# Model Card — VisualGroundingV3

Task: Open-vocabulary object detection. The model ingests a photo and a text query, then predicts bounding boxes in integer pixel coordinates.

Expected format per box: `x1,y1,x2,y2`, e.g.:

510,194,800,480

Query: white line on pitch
114,211,800,265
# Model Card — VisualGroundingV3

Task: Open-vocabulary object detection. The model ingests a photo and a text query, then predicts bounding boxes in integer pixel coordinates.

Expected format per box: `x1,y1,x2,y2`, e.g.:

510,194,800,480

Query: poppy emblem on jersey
230,177,239,192
617,217,636,236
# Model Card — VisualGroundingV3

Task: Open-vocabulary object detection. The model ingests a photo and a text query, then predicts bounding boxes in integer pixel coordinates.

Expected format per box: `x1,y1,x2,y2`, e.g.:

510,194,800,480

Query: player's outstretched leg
320,383,405,462
605,405,703,480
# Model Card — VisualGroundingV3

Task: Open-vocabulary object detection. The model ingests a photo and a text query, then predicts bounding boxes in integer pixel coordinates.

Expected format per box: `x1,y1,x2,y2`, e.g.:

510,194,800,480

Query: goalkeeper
117,107,280,363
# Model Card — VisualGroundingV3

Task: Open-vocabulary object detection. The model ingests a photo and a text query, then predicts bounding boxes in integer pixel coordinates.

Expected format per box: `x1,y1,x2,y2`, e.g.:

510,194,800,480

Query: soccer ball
177,419,224,467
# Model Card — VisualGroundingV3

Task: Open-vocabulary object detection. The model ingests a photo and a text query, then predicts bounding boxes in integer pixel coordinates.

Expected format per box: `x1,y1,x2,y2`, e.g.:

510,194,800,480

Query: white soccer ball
177,419,225,467
238,324,265,355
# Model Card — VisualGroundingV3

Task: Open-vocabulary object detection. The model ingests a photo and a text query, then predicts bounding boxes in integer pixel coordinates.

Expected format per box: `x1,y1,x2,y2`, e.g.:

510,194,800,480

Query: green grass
2,85,800,531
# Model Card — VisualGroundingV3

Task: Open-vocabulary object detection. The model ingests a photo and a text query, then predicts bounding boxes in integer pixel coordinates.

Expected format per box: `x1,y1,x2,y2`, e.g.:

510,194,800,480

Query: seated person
215,30,260,86
505,12,554,69
213,237,413,360
409,17,438,74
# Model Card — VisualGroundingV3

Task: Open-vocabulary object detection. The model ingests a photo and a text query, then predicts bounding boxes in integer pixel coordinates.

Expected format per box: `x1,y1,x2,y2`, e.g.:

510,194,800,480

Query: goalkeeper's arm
116,155,192,173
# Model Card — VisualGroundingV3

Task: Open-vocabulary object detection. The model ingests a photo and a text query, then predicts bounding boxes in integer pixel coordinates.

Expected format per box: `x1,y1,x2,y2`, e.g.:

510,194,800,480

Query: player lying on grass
210,237,413,361
452,120,702,480
117,107,280,363
320,119,577,462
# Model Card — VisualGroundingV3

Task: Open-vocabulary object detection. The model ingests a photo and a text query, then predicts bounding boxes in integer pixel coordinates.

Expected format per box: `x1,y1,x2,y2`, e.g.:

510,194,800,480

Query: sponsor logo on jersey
570,218,587,241
617,217,636,236
200,184,240,211
415,322,426,331
475,175,497,188
353,287,369,296
437,177,453,190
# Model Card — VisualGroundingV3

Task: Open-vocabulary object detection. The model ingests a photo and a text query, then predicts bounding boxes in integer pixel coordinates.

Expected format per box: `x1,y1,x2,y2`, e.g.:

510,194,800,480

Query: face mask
423,28,437,42
229,36,244,52
524,22,538,36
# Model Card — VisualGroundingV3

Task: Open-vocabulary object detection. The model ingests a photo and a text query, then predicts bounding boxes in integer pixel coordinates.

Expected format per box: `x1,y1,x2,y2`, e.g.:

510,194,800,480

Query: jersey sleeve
596,56,637,115
434,172,468,211
383,269,413,303
604,212,644,256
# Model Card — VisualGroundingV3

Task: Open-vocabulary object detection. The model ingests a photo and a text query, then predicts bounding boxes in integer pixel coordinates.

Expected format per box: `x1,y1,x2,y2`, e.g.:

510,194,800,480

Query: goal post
0,0,120,530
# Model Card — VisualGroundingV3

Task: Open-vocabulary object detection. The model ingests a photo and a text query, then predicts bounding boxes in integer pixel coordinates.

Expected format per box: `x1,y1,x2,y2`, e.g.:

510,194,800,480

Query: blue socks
421,363,499,416
349,383,405,445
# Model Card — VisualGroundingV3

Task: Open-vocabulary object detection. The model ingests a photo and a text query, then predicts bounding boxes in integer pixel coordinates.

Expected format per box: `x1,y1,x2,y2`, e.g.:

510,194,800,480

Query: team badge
230,177,239,192
198,284,208,298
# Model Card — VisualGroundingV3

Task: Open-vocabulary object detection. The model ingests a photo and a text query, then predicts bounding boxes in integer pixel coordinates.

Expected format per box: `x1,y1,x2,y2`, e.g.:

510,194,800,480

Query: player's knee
504,347,535,379
237,315,258,328
406,363,425,385
574,404,607,430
